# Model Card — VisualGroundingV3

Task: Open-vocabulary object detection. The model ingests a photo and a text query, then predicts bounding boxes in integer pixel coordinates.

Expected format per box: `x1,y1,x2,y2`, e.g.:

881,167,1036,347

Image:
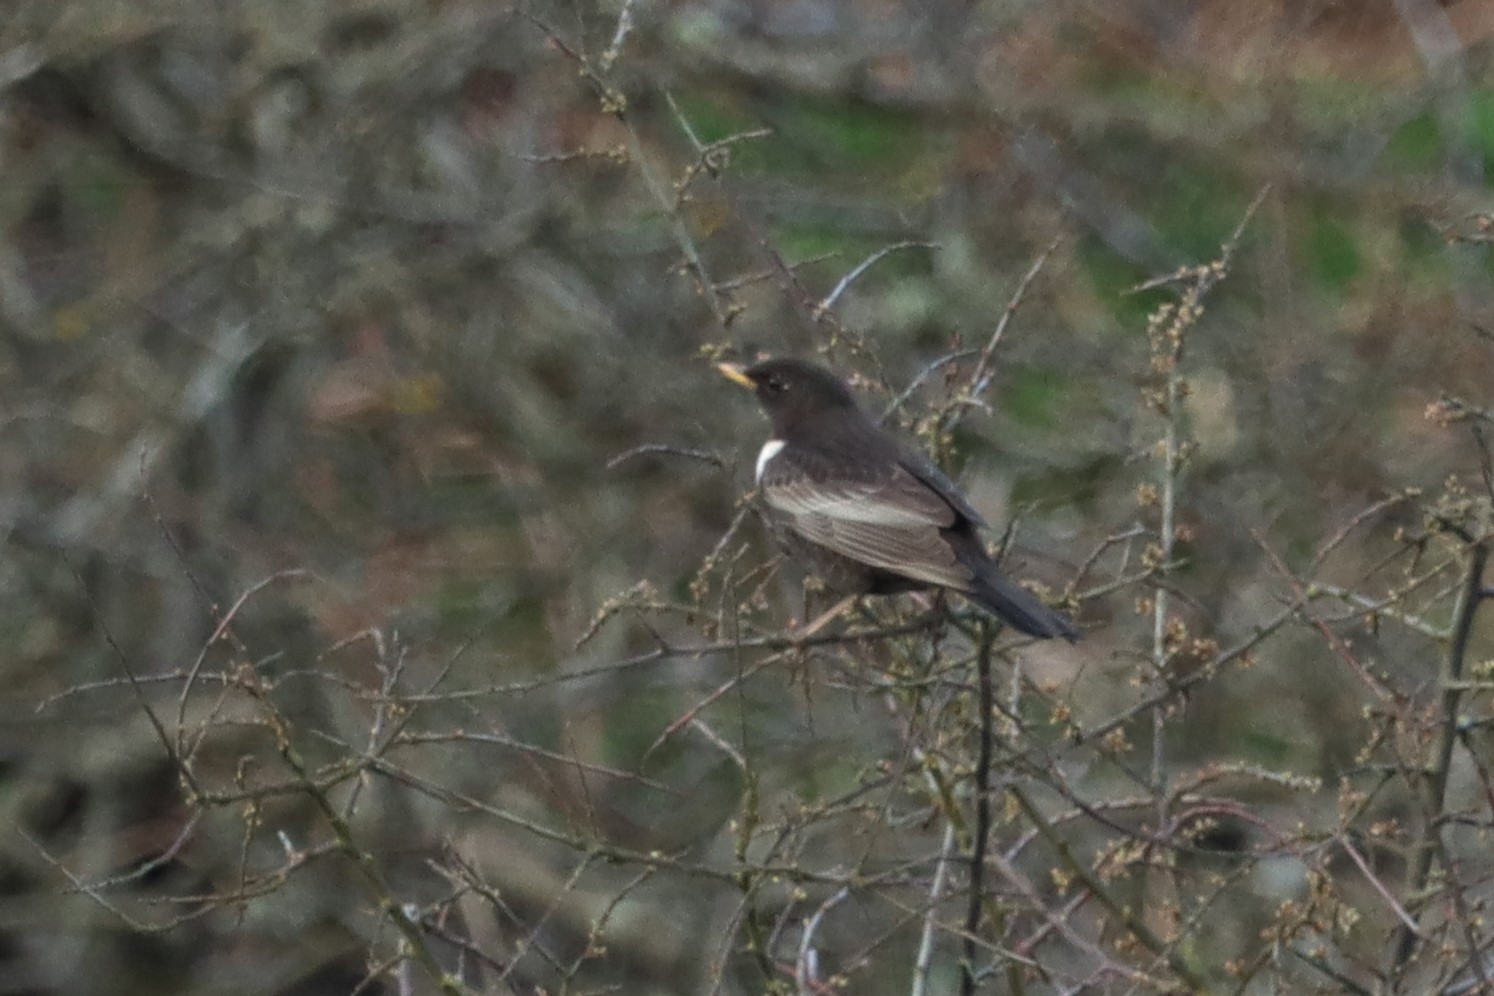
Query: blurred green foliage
1305,204,1363,293
1387,111,1443,171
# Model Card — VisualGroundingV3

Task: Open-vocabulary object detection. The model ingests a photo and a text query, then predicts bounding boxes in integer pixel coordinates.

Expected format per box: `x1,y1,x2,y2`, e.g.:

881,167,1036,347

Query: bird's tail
962,558,1079,642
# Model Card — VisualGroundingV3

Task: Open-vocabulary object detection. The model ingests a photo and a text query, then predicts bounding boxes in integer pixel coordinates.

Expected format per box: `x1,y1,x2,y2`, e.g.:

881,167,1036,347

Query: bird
719,357,1078,641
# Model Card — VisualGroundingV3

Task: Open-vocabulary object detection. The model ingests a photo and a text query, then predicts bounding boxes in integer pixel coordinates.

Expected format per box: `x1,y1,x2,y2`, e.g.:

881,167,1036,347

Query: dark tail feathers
965,563,1079,642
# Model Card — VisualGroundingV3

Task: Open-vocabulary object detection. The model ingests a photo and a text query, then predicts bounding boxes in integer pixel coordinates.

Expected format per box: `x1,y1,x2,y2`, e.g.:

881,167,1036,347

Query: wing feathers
791,513,971,589
761,454,972,590
764,476,951,527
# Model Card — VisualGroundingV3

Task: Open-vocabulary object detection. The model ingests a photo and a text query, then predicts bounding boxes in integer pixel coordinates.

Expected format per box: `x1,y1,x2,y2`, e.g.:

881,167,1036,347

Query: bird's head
718,358,860,436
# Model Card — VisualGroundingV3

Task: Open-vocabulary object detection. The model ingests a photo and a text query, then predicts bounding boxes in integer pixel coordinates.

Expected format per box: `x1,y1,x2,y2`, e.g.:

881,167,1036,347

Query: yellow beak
717,363,755,389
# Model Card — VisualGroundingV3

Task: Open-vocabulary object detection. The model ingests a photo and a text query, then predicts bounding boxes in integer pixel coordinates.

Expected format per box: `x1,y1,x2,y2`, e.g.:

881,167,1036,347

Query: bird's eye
765,376,788,394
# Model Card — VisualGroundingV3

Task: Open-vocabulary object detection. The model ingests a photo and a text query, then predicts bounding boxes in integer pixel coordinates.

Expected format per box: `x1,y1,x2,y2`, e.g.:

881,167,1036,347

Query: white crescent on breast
756,439,786,483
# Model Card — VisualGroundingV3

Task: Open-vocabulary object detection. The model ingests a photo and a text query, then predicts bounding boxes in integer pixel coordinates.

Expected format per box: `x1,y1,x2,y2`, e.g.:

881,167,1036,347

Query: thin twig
961,627,998,996
815,241,938,317
606,443,726,470
796,887,850,993
912,821,959,996
881,350,980,423
967,234,1063,406
1391,539,1489,971
1006,785,1210,991
1338,835,1423,934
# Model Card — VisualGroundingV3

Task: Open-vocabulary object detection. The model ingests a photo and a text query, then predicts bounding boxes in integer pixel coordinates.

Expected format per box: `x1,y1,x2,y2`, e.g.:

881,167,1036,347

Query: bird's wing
896,447,989,529
761,456,973,590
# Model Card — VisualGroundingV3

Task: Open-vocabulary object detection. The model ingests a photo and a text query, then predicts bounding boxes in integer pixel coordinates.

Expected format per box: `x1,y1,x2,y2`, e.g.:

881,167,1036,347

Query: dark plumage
720,357,1078,641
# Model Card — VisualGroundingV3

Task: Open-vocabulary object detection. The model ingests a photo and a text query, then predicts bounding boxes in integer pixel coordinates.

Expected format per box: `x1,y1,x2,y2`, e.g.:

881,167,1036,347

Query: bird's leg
798,595,857,638
904,590,938,614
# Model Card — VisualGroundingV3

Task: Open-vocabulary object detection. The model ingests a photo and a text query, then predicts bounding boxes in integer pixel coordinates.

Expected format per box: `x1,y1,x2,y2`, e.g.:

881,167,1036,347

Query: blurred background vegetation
2,1,1494,993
